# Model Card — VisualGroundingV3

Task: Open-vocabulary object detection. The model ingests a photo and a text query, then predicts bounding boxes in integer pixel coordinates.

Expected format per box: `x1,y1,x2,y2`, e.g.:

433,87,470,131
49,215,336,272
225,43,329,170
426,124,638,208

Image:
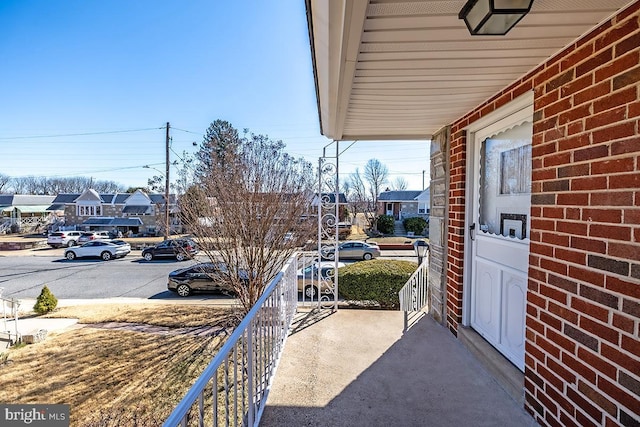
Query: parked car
47,231,83,248
322,240,381,261
108,239,132,254
297,261,345,298
64,240,131,261
167,262,241,297
142,238,198,261
77,231,111,244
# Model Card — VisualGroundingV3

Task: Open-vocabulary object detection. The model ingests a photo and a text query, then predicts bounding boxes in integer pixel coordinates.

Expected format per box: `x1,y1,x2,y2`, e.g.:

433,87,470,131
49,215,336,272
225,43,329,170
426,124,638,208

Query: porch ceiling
306,0,633,141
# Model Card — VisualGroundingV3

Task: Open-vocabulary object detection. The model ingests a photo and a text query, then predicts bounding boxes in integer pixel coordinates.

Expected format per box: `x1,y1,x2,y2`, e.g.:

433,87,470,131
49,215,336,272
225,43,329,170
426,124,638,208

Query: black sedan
167,262,237,297
142,238,198,261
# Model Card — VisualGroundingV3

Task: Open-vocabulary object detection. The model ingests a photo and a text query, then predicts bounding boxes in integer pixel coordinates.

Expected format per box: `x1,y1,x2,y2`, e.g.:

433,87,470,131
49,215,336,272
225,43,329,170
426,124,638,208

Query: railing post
247,321,254,426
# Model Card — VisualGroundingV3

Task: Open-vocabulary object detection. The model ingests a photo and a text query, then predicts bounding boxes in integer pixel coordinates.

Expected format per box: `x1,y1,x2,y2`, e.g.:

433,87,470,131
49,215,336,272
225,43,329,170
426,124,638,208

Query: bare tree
182,124,316,313
0,173,11,193
391,176,408,191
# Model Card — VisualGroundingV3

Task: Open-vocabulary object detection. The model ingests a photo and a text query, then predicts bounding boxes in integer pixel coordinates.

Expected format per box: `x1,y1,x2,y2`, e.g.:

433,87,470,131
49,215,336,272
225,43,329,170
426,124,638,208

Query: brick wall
447,3,640,426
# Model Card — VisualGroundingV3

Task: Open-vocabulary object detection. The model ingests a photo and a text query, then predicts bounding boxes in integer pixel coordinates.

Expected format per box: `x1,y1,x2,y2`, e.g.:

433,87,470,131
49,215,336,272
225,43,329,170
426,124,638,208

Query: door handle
469,223,476,241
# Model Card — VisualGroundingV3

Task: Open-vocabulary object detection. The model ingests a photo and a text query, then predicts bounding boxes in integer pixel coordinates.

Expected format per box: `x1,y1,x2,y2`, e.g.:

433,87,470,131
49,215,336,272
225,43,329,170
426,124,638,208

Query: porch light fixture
413,239,430,265
459,0,533,35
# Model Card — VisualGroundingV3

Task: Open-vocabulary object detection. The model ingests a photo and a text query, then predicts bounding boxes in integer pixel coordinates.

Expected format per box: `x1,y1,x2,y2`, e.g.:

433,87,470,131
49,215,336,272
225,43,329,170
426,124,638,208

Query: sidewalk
261,309,535,427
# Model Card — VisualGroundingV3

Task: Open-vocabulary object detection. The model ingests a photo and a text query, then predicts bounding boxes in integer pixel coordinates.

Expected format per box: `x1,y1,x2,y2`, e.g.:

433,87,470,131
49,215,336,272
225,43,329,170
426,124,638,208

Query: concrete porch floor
261,309,536,427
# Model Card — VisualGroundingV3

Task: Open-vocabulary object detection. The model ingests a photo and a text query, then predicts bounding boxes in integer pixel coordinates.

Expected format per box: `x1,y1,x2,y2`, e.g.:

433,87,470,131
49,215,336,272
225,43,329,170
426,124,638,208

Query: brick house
378,189,430,221
306,1,639,426
49,188,180,236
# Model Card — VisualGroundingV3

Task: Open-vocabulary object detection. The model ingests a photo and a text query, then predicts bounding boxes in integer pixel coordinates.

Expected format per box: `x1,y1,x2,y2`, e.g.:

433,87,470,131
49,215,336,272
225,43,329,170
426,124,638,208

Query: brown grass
0,304,240,426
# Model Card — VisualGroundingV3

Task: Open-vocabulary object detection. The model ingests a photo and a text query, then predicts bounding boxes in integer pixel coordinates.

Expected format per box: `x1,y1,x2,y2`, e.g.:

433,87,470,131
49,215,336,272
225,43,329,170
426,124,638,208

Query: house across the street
378,189,430,221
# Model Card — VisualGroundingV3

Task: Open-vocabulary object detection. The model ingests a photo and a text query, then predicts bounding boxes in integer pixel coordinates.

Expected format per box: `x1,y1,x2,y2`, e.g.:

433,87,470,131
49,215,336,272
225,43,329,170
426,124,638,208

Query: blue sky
0,1,430,191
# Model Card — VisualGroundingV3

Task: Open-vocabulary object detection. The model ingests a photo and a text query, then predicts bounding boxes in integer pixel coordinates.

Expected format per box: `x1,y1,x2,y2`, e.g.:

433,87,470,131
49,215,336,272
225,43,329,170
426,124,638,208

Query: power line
0,127,164,140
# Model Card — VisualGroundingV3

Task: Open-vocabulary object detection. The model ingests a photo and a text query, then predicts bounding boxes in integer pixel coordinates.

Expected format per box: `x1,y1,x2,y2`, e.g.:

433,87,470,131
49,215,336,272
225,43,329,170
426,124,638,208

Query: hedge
338,259,417,309
376,214,395,234
403,217,427,235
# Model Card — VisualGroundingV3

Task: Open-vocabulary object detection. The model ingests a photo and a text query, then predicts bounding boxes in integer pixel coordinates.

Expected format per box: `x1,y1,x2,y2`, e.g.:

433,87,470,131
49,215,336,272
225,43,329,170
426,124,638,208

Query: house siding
446,3,640,426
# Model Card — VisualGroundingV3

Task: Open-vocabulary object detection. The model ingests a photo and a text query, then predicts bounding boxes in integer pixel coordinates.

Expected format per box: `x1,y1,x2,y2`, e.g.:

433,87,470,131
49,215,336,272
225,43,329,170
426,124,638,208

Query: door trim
461,92,533,328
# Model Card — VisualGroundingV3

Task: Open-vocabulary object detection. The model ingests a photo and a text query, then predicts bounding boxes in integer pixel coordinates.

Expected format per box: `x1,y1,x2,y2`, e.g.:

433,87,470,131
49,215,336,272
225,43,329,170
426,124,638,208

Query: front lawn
0,303,240,426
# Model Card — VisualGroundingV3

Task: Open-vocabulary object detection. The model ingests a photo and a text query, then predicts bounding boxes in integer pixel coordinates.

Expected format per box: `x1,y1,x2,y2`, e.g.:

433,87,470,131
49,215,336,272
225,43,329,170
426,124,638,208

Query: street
0,251,203,300
0,247,417,301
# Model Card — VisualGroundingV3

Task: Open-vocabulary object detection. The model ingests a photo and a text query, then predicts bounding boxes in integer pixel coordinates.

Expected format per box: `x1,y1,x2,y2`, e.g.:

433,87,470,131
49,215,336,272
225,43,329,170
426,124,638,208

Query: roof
0,194,56,206
378,191,422,201
122,205,151,214
51,192,175,205
46,204,66,211
305,0,633,140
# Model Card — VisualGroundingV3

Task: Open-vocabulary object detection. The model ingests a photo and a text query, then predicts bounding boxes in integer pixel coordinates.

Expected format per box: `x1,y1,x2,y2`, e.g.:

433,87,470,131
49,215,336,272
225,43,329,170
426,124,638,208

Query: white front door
468,104,532,371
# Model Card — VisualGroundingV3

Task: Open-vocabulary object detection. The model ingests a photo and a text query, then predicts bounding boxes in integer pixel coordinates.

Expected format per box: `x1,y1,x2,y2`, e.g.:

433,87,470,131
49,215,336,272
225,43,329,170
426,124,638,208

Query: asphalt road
0,251,207,300
0,248,417,301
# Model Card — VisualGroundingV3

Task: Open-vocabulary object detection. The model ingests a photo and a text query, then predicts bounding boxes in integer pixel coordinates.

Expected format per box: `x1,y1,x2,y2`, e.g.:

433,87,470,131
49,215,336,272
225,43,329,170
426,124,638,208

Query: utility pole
165,122,170,241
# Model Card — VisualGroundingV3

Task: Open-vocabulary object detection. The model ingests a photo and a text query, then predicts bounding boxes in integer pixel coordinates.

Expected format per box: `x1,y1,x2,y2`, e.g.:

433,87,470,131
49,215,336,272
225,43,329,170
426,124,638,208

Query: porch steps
393,220,406,236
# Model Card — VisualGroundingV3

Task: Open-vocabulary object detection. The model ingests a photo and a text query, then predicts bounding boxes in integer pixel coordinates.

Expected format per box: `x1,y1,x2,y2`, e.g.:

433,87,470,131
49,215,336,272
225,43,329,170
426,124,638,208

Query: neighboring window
418,203,428,214
77,205,102,216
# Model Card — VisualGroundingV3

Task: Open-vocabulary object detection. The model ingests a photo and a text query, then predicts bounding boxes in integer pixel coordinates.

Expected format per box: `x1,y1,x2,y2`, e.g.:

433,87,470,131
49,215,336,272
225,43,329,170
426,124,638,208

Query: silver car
322,241,381,261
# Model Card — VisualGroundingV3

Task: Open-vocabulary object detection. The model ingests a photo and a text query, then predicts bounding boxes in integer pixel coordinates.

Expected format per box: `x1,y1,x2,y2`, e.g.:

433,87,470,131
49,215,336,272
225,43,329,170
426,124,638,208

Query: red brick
542,232,570,247
590,191,634,206
573,176,610,191
609,172,640,189
586,106,627,131
566,387,605,425
545,98,573,118
569,265,605,287
576,48,613,77
615,30,640,57
562,43,595,72
579,284,619,309
591,157,635,175
594,86,638,114
574,145,610,162
538,362,566,391
596,15,640,52
548,301,579,325
556,247,586,264
544,151,572,168
543,127,565,143
578,380,618,417
613,65,640,90
559,104,593,126
622,209,640,224
611,136,640,155
595,51,640,81
570,297,610,323
574,80,611,107
534,62,562,87
612,313,635,334
562,73,594,98
589,223,631,240
537,332,562,358
621,334,640,357
592,121,636,144
570,236,606,254
630,100,640,118
558,163,589,178
531,242,554,257
581,208,622,223
533,168,557,181
606,276,640,299
548,356,578,384
540,282,569,304
567,121,584,135
566,208,581,220
563,352,597,384
598,375,640,414
556,193,589,207
576,347,618,381
580,317,619,344
557,220,588,235
608,241,640,261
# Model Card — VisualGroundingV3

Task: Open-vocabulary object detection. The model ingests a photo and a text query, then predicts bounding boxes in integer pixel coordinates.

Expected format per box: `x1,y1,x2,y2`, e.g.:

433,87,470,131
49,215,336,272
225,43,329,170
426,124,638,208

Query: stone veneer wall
428,125,450,324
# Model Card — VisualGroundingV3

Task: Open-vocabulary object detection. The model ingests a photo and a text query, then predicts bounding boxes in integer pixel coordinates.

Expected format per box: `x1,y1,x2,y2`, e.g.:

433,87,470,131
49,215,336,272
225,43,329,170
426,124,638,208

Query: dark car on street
141,238,198,261
167,262,241,297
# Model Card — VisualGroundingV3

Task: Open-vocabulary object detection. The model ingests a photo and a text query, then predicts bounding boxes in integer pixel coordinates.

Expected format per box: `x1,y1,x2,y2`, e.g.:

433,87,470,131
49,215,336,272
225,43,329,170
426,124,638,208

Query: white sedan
64,240,131,261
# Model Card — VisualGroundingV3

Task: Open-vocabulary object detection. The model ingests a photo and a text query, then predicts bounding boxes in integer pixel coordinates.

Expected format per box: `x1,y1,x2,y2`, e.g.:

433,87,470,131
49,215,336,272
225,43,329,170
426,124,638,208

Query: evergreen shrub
338,259,417,309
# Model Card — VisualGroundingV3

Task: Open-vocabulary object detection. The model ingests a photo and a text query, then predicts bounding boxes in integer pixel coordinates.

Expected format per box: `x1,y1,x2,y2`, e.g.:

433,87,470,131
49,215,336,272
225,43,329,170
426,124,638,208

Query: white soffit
308,0,634,141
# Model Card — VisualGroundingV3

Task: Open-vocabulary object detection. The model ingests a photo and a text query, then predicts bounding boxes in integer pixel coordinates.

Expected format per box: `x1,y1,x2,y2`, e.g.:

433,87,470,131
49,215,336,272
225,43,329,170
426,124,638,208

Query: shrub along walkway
262,309,535,427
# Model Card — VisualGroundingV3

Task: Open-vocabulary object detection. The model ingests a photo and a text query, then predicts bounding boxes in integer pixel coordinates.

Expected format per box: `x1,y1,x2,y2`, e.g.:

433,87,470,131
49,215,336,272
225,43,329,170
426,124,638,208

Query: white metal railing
1,288,21,344
399,254,429,332
163,255,299,427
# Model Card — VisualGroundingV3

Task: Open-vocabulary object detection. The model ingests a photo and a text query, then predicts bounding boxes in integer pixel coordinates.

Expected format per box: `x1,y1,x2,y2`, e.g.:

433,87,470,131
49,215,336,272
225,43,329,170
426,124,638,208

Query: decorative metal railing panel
163,256,298,427
297,251,339,306
399,255,430,332
318,152,340,310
